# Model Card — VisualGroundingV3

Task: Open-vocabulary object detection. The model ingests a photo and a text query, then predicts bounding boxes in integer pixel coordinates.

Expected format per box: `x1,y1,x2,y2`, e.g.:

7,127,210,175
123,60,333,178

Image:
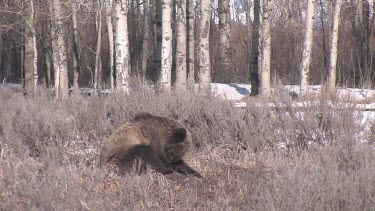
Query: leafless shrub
0,84,374,210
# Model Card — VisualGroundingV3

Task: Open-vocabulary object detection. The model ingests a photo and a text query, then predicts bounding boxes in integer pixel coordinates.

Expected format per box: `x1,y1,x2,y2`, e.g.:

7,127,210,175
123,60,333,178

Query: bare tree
105,0,115,90
153,0,162,81
327,0,342,91
175,0,187,89
187,0,195,86
300,0,315,96
50,0,69,98
70,1,80,92
198,0,211,91
141,0,150,79
260,0,271,96
218,0,231,77
250,0,260,96
115,0,131,92
94,2,103,94
160,0,172,90
362,0,371,85
24,0,38,95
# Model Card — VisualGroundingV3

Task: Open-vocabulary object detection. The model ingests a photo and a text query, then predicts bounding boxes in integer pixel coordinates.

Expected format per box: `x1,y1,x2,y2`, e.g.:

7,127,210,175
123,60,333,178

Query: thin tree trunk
175,0,187,89
43,16,53,88
260,0,271,96
250,0,260,96
115,0,131,92
31,0,38,93
186,0,195,87
218,0,231,78
300,0,315,96
141,0,150,79
319,0,328,75
70,1,80,93
246,0,252,78
95,4,103,94
160,0,172,90
24,0,38,95
328,0,342,91
198,0,211,92
49,1,60,98
105,0,115,90
45,47,52,88
362,0,371,84
153,0,162,81
51,0,69,98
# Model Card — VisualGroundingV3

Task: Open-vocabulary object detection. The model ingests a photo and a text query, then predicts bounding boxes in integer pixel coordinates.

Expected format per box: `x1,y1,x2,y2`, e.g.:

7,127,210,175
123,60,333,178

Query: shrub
0,85,374,210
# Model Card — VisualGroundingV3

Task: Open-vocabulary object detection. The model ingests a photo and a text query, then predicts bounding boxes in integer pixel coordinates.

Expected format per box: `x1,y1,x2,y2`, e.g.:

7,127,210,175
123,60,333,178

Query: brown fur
100,113,202,178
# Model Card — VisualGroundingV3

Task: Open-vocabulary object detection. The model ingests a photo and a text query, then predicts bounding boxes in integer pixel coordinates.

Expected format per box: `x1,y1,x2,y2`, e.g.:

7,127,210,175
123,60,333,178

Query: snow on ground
2,82,375,131
210,83,375,109
211,83,375,144
211,83,251,101
0,83,22,92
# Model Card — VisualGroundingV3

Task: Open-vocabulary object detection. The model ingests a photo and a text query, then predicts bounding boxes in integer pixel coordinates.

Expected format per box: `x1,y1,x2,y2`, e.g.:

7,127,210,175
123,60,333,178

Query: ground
0,82,374,210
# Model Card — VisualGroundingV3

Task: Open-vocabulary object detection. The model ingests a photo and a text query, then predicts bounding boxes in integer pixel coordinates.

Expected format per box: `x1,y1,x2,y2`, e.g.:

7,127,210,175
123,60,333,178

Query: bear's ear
171,128,187,143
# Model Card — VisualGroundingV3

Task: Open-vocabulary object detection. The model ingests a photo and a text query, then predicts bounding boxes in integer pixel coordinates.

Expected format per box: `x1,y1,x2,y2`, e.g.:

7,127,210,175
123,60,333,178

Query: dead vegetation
0,85,374,210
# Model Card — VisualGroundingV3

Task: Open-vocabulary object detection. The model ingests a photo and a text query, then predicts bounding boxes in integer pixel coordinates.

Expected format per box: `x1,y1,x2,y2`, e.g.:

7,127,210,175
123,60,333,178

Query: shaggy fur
100,113,202,178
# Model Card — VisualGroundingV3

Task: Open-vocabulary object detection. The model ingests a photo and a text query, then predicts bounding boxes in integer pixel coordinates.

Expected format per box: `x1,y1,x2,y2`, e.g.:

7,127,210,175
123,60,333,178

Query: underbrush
0,86,374,210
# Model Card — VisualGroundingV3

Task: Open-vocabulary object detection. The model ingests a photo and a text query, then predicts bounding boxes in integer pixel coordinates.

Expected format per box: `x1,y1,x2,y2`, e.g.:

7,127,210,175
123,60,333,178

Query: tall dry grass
0,84,374,210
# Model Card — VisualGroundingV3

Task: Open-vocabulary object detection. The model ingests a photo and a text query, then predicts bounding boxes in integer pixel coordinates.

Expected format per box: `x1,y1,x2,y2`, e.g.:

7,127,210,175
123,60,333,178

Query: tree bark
24,0,38,95
218,0,231,78
70,1,80,93
50,0,69,98
328,0,342,91
250,0,260,96
300,0,315,96
115,0,131,92
319,0,328,71
141,0,150,79
175,0,187,89
362,0,371,84
198,0,211,92
186,0,195,87
105,0,115,90
153,0,162,81
95,4,103,94
49,1,60,98
160,0,172,91
260,0,271,96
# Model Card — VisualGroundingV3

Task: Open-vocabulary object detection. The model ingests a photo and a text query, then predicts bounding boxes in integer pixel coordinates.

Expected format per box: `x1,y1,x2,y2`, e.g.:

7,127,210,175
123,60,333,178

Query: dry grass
0,84,374,210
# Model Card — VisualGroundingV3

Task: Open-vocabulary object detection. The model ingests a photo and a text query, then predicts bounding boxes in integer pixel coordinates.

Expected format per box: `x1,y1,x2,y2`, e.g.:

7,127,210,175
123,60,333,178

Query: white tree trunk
260,0,271,96
50,0,69,98
95,5,103,93
160,0,172,90
141,0,150,78
105,0,115,90
70,1,80,92
49,2,60,98
198,0,211,92
31,0,38,93
115,0,131,92
187,0,195,86
328,0,342,91
24,0,38,95
175,0,187,89
218,0,231,76
300,0,315,96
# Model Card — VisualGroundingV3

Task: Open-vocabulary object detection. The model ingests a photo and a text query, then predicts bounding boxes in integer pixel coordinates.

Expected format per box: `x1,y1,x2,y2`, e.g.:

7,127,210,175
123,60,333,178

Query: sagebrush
0,86,374,210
